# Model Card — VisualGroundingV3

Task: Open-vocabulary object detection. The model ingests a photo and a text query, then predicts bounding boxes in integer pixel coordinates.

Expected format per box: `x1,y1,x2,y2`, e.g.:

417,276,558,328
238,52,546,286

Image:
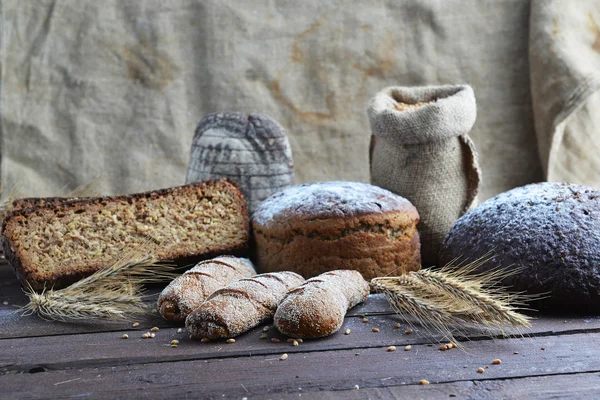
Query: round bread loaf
439,182,600,311
252,181,421,280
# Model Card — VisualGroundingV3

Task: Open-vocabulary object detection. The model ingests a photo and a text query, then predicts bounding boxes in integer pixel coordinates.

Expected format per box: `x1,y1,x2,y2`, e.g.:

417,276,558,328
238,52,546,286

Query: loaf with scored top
274,270,369,338
186,271,305,339
158,256,256,324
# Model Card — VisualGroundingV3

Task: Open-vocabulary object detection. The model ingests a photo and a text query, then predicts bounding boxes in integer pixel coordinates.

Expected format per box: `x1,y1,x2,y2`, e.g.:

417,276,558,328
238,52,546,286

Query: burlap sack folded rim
367,85,477,145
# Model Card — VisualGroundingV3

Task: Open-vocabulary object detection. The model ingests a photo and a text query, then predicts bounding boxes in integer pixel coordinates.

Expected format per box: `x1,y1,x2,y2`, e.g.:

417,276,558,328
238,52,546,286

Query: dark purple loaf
439,182,600,312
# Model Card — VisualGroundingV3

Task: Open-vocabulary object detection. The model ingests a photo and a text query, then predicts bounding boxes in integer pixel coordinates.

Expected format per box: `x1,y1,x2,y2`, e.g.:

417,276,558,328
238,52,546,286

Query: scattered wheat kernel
541,347,545,351
151,327,159,332
177,328,183,334
263,326,270,332
419,379,430,385
226,338,235,344
440,345,447,351
362,318,369,323
354,384,360,390
292,340,299,346
271,338,281,343
492,359,501,365
395,323,401,328
345,329,351,335
372,328,380,333
171,340,179,345
405,329,413,335
387,346,396,352
150,333,156,338
297,339,303,343
287,338,295,343
260,333,268,339
122,334,129,339
201,337,211,343
514,351,519,355
280,353,288,361
142,333,150,339
477,367,484,373
449,342,457,349
132,322,140,328
405,345,412,351
296,376,300,379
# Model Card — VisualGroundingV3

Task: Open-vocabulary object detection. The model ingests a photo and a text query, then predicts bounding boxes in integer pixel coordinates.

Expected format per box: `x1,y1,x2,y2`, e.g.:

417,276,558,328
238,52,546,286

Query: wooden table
2,261,600,400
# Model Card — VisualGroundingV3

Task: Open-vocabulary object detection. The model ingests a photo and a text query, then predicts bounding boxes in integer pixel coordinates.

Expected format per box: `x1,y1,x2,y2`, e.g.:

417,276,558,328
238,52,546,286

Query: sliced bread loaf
2,179,249,291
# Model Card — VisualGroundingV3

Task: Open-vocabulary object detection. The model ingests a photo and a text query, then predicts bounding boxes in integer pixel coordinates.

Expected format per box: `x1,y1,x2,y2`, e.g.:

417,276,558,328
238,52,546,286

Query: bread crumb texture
3,179,249,290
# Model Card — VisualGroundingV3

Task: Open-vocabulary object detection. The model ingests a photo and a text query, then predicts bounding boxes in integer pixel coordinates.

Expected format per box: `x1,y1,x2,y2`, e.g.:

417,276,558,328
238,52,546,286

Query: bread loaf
274,270,369,338
2,179,249,291
252,181,421,280
157,256,256,324
439,182,600,311
186,112,294,213
185,271,305,339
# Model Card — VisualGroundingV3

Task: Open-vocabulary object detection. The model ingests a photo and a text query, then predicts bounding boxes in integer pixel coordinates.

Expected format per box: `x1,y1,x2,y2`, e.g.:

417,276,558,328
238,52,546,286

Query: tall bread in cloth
186,271,305,339
252,181,421,280
157,256,256,324
368,85,481,267
186,112,294,213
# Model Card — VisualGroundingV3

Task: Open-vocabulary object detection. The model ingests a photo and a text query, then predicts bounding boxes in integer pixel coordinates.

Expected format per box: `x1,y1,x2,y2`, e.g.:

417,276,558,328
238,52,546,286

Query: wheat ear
371,257,534,342
20,245,178,321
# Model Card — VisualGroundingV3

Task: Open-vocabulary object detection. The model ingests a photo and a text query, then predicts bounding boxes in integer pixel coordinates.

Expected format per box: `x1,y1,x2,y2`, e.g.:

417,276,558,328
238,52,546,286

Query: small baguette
186,271,305,339
157,256,256,324
274,270,369,338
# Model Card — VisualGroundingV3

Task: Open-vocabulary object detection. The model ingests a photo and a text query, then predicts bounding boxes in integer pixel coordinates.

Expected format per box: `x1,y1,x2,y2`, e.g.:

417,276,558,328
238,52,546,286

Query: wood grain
2,331,600,399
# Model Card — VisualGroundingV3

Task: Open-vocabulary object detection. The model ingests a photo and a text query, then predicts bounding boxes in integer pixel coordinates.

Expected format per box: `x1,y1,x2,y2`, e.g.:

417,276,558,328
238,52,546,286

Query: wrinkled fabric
530,0,600,187
0,0,595,201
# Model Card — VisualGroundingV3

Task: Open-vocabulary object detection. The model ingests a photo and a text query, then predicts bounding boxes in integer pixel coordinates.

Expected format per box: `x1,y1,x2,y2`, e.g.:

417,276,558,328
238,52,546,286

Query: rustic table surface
1,260,599,400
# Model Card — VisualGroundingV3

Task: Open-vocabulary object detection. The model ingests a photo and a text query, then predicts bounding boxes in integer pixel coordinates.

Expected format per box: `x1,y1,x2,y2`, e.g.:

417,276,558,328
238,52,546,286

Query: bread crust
185,271,305,339
439,182,600,311
2,179,250,292
157,256,256,325
274,270,369,338
252,181,421,280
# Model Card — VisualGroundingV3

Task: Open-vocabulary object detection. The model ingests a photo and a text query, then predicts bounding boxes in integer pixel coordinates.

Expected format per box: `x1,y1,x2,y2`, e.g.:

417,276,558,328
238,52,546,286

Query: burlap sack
368,85,481,267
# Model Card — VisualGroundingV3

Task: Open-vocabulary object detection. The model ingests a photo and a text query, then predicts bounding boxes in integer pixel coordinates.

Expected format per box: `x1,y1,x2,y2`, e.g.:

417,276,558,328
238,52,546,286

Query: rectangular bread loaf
2,179,249,291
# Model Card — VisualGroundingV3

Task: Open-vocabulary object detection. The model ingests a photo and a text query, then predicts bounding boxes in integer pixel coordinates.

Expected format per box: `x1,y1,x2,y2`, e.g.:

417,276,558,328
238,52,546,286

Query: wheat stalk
20,245,178,321
371,257,535,343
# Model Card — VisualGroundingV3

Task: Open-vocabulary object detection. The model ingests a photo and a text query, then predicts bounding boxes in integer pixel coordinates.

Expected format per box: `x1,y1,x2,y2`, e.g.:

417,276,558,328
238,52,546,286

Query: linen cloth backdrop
1,0,599,199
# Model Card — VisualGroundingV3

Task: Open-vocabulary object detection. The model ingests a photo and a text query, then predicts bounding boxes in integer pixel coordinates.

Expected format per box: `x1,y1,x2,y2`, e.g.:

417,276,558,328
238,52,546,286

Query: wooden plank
3,311,600,374
2,331,600,399
295,372,600,400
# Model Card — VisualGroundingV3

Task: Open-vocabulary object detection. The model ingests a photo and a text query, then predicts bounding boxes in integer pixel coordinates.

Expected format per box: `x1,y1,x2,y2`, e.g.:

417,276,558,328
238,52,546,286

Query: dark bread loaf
274,270,369,338
252,181,421,280
185,271,305,339
439,182,600,311
157,256,256,325
186,112,294,214
2,179,249,291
